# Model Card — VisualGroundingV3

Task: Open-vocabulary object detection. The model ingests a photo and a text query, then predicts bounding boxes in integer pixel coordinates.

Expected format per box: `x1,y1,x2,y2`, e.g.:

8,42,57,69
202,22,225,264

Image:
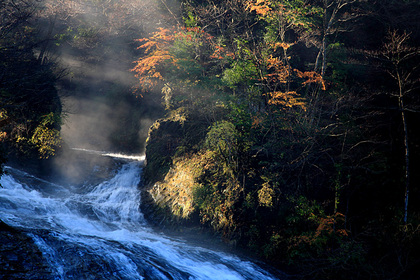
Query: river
0,151,285,279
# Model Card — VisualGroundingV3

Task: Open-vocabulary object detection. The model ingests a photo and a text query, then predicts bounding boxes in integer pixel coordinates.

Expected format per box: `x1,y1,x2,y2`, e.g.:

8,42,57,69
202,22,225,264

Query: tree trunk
38,15,57,65
398,74,410,225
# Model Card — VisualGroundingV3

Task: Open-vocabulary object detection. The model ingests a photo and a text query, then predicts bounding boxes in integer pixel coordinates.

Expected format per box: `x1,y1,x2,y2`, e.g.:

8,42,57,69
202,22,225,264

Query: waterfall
0,154,285,280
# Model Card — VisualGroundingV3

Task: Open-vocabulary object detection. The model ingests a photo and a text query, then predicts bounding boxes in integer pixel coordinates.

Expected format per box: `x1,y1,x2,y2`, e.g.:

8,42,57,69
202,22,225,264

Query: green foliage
54,27,74,46
285,195,324,228
222,60,258,89
140,0,420,278
205,121,240,172
183,11,198,28
226,101,253,135
193,182,218,212
0,0,62,160
30,113,62,158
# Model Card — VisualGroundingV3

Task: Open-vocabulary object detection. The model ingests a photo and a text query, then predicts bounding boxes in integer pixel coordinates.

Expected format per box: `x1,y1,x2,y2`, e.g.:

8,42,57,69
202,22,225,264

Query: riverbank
139,187,290,280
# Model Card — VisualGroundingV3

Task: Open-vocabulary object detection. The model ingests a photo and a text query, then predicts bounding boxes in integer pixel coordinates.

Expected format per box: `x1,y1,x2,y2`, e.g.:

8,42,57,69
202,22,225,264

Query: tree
131,27,176,94
0,0,62,159
377,30,420,224
309,0,363,77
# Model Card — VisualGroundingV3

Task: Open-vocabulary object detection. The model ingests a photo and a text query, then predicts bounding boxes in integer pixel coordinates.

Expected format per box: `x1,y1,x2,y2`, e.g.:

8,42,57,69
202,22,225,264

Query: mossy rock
143,117,184,184
143,108,209,184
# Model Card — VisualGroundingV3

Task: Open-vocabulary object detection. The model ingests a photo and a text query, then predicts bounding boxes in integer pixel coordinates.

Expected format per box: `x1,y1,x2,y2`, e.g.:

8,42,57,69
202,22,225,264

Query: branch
158,0,180,26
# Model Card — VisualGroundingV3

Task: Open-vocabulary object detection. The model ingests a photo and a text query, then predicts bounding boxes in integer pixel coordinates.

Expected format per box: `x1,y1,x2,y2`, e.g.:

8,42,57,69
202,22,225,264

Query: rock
0,221,53,279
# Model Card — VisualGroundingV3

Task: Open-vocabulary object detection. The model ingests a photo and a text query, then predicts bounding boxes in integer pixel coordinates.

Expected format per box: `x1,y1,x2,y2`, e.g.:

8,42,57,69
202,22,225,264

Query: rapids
0,152,285,279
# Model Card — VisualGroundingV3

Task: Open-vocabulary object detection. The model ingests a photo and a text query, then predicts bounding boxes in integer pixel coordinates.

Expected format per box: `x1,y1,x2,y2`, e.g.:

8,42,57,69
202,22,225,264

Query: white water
0,155,283,279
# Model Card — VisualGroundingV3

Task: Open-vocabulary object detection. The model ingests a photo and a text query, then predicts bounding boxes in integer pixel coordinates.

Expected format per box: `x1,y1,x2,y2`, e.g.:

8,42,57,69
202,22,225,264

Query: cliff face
143,116,185,185
140,110,210,227
142,153,209,226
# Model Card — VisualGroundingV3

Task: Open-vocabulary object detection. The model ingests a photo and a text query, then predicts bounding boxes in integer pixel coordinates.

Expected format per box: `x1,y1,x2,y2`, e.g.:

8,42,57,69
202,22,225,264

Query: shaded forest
136,1,420,279
1,0,420,279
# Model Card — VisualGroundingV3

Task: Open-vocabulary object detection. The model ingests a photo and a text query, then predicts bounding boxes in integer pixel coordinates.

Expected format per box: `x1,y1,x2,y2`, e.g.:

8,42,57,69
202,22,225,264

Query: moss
143,108,210,184
143,151,213,224
143,117,184,184
141,109,212,227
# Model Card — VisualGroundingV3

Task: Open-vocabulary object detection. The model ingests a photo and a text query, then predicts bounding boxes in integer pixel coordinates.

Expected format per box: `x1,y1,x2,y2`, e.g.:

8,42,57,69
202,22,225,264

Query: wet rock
0,221,53,279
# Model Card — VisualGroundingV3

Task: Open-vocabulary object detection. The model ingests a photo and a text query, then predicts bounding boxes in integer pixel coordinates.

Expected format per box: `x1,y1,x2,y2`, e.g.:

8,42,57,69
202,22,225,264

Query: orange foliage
210,45,235,60
132,26,229,94
274,42,294,51
315,212,348,238
263,56,290,84
246,0,272,16
259,56,306,110
131,28,176,93
288,212,349,252
251,114,265,128
267,91,306,110
295,70,326,90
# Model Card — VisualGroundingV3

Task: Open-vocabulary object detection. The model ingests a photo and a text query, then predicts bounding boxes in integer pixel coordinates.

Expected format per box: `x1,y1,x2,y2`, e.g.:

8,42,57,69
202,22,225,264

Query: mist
33,0,174,153
27,0,178,182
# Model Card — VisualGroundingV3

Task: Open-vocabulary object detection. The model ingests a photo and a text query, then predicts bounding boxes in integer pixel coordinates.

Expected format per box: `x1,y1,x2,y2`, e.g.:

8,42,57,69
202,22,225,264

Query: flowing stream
0,152,285,279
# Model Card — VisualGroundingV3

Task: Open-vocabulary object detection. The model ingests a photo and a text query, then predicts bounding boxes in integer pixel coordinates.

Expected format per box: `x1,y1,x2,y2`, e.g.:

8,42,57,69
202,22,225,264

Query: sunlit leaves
260,56,315,111
264,55,290,84
295,70,326,90
246,0,320,30
30,113,62,158
131,28,176,94
258,181,275,207
132,26,223,96
205,120,240,171
267,91,306,110
246,0,272,17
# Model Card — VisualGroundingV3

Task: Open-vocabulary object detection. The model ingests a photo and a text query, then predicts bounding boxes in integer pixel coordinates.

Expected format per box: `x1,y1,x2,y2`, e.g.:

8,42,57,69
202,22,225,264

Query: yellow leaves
30,113,62,159
247,0,272,17
267,91,306,111
274,42,294,51
0,109,10,130
0,109,7,120
258,182,275,207
31,126,61,158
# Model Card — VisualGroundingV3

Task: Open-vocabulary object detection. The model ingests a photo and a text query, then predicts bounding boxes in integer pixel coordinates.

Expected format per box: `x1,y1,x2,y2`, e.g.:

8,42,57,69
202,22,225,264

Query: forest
1,0,420,279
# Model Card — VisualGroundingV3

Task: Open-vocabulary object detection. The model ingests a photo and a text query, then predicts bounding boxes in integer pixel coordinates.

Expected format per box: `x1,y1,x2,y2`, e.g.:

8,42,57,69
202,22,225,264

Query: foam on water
0,158,284,279
71,147,145,161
